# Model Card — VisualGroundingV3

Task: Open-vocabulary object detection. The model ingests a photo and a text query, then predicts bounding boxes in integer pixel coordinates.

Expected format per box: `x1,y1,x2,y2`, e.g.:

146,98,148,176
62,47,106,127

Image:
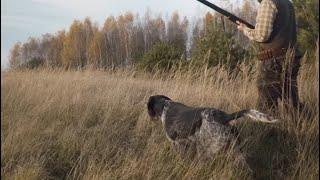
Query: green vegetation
139,42,184,72
191,25,249,71
293,0,319,59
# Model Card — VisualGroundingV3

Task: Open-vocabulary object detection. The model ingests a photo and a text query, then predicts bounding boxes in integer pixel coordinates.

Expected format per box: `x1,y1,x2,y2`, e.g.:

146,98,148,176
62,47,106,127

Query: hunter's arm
242,0,278,42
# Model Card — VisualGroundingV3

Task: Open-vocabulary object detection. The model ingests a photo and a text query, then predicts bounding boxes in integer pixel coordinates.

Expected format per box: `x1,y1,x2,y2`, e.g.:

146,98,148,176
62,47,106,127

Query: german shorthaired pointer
147,95,279,170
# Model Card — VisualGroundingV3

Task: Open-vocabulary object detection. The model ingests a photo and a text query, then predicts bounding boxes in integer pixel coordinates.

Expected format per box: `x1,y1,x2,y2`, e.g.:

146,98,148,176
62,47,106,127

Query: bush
138,42,184,72
292,0,319,58
191,28,250,71
20,57,44,69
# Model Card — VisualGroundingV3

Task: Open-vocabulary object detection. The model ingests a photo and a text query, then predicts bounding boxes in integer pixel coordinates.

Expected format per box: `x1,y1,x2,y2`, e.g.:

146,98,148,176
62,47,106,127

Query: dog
147,95,279,170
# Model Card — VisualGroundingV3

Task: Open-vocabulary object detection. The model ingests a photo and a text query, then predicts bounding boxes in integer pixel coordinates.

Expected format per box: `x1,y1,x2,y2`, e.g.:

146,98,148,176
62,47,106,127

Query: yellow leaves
205,12,214,26
103,16,117,32
88,31,104,66
156,17,165,29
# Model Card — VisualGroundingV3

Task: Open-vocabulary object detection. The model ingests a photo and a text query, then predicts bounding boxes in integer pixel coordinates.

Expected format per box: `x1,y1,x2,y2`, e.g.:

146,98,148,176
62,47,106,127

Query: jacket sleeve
243,0,278,42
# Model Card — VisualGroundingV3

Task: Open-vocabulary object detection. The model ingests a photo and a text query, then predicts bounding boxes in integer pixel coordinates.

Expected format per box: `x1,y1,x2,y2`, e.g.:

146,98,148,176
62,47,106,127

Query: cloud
30,0,205,17
1,15,52,28
31,0,113,14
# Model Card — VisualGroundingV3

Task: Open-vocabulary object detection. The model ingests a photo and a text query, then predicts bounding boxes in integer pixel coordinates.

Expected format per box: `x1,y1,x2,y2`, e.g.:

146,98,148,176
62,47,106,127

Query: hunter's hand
236,21,246,32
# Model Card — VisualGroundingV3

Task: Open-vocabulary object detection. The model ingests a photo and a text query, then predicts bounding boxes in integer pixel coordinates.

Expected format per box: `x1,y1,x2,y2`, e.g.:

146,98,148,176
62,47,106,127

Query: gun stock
196,0,255,29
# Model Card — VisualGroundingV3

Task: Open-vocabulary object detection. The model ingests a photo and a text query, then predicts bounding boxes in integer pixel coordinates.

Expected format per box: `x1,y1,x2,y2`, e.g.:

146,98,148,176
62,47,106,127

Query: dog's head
147,95,171,122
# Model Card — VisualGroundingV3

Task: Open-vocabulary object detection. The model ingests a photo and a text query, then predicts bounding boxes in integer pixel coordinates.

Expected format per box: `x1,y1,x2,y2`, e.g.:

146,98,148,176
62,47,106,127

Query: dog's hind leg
231,146,254,174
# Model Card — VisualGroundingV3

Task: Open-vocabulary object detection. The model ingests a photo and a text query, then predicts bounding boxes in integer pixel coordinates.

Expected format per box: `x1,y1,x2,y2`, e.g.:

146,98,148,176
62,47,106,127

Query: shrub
138,42,184,72
191,28,250,71
20,57,44,69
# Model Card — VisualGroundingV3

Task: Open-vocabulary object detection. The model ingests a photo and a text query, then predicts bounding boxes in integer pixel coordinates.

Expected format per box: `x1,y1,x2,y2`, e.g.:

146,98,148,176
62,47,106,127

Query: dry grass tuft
1,61,319,180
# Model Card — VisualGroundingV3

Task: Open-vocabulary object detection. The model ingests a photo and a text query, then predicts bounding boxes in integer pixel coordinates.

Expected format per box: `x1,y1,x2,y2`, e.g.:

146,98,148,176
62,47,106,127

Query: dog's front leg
173,139,196,160
173,139,189,154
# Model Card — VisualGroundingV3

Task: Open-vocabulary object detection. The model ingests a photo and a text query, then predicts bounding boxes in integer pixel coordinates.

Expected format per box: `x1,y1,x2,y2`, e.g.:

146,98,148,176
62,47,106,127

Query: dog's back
162,101,205,140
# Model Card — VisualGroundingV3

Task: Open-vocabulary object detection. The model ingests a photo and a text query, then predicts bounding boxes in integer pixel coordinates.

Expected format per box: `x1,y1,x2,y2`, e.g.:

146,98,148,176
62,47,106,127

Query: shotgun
196,0,255,29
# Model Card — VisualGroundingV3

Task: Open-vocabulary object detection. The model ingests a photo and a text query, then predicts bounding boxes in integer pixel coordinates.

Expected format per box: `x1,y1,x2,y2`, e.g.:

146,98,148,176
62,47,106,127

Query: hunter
237,0,302,113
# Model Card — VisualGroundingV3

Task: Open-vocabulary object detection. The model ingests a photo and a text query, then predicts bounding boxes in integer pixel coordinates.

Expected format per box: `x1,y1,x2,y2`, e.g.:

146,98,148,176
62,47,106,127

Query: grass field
1,61,319,180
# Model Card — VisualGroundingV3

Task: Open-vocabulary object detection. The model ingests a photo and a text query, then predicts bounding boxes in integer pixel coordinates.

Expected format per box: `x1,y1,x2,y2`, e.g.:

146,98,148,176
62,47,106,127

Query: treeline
9,12,188,70
8,0,319,71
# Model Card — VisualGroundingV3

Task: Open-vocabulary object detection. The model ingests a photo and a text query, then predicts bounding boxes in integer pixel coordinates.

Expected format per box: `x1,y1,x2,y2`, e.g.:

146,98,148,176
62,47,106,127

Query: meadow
1,60,319,180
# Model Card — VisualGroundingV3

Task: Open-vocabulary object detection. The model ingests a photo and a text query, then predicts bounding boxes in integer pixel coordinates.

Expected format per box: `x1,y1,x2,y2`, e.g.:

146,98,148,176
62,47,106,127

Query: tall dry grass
1,59,319,180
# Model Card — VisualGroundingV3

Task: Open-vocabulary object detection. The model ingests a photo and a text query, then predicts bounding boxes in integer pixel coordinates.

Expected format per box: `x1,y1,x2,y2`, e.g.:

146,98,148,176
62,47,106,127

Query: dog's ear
147,95,171,122
147,96,157,121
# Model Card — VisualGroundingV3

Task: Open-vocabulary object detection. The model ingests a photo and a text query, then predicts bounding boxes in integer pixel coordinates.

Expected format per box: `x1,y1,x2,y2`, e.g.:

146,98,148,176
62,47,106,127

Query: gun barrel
196,0,255,29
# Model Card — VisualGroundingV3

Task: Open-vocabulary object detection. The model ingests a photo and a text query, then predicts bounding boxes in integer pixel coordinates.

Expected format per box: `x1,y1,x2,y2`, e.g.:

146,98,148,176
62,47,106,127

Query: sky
1,0,243,69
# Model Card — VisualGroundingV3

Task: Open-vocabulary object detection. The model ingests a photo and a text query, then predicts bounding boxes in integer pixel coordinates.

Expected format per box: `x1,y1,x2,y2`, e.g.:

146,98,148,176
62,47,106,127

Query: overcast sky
1,0,243,69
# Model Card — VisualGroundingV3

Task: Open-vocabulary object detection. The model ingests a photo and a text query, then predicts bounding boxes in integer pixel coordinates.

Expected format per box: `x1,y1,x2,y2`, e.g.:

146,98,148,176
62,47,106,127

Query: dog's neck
160,100,171,124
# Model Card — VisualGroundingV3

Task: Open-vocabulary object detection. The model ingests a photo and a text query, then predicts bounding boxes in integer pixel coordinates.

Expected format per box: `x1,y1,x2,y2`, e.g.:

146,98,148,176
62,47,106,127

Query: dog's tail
227,109,279,123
